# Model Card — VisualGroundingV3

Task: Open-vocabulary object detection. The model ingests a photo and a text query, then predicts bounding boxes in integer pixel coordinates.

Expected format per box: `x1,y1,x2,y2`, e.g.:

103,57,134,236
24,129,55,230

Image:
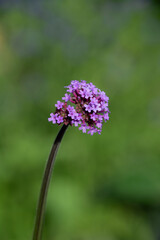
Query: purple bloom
62,93,71,102
65,85,73,93
71,80,80,89
48,113,58,124
103,112,109,121
48,80,110,135
84,104,92,113
101,102,108,111
90,97,98,105
96,121,102,128
79,89,85,98
75,113,82,121
56,115,63,124
84,88,92,99
98,115,103,121
79,124,88,133
55,101,63,109
99,91,109,101
93,103,101,112
90,113,98,121
87,127,97,136
97,129,102,135
72,120,81,127
67,105,74,113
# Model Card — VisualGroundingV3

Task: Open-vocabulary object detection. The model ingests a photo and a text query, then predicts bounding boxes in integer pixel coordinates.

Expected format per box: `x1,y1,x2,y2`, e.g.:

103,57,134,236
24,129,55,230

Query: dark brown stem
32,124,68,240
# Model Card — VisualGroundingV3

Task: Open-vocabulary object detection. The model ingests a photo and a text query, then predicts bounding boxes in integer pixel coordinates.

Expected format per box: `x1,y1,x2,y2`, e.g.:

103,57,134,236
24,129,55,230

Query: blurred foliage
0,0,160,240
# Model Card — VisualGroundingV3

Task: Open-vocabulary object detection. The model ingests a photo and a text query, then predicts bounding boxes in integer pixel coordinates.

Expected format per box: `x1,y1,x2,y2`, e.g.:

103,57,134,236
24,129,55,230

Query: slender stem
32,124,68,240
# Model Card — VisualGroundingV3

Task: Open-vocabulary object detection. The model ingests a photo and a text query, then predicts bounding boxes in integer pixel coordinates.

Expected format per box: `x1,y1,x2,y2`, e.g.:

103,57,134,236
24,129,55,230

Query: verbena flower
48,80,110,135
33,81,110,240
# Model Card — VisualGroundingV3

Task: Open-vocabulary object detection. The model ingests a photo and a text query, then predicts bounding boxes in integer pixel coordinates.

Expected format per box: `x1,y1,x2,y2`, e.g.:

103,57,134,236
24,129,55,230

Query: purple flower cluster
48,80,110,135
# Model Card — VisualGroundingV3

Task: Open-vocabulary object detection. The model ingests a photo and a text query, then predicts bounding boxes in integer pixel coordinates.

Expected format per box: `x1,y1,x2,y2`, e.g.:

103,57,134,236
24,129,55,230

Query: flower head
48,80,110,135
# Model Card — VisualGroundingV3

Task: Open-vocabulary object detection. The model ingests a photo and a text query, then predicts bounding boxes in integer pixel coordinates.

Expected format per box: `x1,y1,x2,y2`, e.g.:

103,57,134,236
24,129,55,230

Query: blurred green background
0,0,160,239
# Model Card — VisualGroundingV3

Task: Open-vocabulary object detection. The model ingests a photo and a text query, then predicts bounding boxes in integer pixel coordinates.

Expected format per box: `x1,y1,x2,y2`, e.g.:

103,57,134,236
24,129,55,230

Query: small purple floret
62,93,71,102
56,115,63,124
79,124,88,133
55,101,63,109
49,80,110,135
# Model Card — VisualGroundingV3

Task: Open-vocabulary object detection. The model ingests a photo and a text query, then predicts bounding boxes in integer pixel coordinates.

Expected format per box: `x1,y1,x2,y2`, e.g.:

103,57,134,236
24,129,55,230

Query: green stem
32,124,68,240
